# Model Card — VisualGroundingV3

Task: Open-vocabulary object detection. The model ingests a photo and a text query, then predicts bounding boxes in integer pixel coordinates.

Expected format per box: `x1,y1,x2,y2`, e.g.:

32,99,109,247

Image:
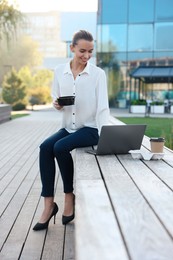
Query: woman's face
70,39,94,65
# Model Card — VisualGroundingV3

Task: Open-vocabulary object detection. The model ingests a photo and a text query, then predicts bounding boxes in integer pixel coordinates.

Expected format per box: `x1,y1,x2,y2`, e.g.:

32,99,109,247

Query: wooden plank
117,154,173,238
19,173,66,260
0,148,40,217
41,176,66,260
19,201,48,260
0,121,57,213
97,154,173,260
75,148,128,260
0,121,54,187
143,159,173,190
0,174,41,259
0,110,66,260
0,121,44,174
75,179,128,260
75,147,101,180
63,224,75,260
0,159,39,250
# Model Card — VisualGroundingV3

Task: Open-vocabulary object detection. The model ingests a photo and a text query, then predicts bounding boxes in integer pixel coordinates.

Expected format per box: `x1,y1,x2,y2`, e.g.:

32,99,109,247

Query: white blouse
52,61,110,134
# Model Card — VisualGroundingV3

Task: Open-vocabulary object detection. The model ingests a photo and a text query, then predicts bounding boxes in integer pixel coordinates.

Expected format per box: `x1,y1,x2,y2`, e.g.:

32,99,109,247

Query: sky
13,0,98,12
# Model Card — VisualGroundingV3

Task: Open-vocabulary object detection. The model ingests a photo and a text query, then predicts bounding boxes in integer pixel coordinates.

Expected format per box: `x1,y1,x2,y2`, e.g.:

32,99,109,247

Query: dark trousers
39,127,99,196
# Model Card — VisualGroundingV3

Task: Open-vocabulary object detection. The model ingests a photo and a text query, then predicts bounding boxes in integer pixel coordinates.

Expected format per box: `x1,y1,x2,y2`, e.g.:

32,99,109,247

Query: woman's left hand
53,101,63,110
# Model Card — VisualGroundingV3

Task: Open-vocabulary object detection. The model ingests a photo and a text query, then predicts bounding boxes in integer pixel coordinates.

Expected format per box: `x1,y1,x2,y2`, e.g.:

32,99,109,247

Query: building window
155,23,173,50
129,0,154,23
99,24,127,52
128,52,153,63
101,0,128,24
155,0,173,21
128,24,153,52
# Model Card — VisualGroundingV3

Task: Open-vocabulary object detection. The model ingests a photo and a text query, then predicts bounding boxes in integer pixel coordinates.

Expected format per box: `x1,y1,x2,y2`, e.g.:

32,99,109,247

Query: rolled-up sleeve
51,68,60,101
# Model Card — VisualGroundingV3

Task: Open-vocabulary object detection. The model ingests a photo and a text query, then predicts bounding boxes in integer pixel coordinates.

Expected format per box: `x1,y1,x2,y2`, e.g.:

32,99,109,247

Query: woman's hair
72,30,94,46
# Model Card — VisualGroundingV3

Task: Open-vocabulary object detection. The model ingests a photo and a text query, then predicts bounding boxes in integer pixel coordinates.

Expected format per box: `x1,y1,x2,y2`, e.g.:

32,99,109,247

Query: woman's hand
53,100,63,110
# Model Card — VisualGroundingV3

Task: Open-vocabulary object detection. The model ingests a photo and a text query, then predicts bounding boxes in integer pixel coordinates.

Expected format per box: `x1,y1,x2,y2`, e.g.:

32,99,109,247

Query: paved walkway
110,108,173,118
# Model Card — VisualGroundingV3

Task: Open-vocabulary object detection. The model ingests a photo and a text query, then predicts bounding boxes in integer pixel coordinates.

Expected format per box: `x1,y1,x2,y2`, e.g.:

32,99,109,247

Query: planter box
150,105,164,114
130,105,146,113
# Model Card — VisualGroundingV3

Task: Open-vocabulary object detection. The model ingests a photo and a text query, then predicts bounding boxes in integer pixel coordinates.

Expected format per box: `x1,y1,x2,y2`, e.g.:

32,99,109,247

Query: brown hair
72,30,94,46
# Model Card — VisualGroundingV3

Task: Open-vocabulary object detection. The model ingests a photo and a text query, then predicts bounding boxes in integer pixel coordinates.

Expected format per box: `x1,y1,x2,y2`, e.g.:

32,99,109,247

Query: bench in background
0,104,11,123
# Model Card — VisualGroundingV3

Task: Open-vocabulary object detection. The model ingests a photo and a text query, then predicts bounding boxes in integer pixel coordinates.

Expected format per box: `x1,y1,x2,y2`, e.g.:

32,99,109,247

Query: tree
2,68,26,109
28,69,53,106
2,65,53,109
0,0,23,43
97,52,121,105
18,66,34,89
29,86,52,107
33,69,53,88
0,36,43,90
0,36,42,70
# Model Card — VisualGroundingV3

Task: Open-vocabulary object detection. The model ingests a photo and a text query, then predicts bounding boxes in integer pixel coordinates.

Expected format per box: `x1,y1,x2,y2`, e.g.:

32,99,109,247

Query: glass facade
97,0,173,107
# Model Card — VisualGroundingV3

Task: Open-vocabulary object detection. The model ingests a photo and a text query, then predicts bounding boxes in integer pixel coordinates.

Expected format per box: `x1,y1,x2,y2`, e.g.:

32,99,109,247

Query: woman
33,30,110,231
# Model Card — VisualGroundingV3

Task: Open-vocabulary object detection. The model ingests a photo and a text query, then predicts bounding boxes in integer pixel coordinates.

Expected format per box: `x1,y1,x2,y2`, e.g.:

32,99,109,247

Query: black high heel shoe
62,194,75,225
33,202,58,231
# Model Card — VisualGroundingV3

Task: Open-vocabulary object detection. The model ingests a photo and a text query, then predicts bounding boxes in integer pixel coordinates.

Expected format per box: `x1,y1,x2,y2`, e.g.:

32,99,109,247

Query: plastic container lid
150,137,165,142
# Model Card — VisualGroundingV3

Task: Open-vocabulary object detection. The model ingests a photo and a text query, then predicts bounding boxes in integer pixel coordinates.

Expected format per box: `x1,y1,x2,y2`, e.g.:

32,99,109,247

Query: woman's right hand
53,100,63,110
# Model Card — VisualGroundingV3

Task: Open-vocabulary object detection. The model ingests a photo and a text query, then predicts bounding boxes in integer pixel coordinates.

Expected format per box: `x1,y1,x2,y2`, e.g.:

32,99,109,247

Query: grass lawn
11,113,30,120
117,117,173,150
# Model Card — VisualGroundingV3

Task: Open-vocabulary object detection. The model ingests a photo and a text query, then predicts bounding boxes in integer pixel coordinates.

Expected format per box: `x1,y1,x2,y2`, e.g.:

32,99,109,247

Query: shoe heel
54,214,56,224
33,202,59,231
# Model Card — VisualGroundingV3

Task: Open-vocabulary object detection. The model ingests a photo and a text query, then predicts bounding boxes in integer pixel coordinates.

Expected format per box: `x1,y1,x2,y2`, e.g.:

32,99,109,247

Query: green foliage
150,101,164,105
0,36,43,70
0,36,43,87
29,86,52,106
18,66,34,89
11,113,29,119
33,69,53,88
12,102,26,111
131,100,147,105
29,96,39,108
2,66,53,109
0,0,23,42
97,53,121,102
28,68,53,106
2,68,26,109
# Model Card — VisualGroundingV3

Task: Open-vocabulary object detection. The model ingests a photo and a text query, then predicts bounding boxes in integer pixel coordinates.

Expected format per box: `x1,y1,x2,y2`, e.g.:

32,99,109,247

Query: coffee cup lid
150,137,165,142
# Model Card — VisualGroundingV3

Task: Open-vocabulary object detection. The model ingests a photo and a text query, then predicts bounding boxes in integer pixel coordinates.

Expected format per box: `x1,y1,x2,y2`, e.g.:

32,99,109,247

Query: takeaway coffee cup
150,137,165,153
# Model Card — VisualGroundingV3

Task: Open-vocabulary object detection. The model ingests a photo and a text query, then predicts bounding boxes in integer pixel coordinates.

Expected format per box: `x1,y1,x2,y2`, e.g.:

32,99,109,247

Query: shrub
131,99,147,105
12,102,26,111
150,101,164,105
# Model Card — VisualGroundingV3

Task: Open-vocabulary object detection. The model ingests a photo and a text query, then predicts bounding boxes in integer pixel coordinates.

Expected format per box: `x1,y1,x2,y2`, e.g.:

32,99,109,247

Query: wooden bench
75,117,173,260
0,104,11,123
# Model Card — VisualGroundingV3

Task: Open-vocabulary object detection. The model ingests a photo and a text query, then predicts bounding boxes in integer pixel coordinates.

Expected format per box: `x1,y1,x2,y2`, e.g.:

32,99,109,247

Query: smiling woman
15,0,98,12
32,29,110,231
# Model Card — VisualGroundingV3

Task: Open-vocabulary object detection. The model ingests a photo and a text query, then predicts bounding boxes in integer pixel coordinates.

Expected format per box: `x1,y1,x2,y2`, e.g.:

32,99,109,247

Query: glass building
97,0,173,107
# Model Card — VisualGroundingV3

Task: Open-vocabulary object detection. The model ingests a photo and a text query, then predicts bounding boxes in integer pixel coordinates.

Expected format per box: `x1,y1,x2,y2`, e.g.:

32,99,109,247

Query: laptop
86,124,146,155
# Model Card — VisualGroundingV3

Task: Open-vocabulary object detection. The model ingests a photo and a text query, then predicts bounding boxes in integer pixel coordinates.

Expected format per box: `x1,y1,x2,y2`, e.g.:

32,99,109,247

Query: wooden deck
0,108,74,260
1,108,173,260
